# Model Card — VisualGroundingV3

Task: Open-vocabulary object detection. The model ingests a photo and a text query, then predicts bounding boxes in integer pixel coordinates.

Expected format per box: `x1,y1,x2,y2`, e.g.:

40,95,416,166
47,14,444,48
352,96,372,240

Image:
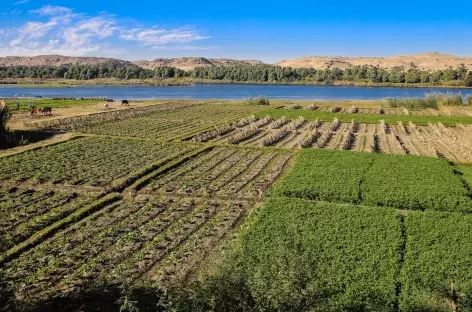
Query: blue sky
0,0,471,63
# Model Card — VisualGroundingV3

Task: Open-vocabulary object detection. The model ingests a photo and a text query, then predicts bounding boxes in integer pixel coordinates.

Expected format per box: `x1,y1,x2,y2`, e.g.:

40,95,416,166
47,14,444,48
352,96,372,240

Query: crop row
0,186,97,253
270,149,472,212
140,147,293,200
201,197,472,312
2,197,248,305
0,137,199,187
79,104,258,140
31,101,200,131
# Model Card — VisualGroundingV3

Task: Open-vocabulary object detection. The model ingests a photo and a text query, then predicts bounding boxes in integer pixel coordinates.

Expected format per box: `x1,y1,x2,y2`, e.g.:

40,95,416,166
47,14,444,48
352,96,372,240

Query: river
0,84,470,100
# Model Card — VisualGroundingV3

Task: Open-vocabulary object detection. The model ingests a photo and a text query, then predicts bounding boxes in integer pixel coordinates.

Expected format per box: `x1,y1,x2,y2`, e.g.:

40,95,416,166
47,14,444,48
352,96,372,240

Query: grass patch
5,99,102,112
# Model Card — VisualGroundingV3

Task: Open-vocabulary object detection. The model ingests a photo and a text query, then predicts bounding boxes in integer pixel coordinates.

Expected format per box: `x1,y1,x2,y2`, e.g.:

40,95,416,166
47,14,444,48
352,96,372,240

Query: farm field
0,136,200,189
192,114,472,162
2,99,472,311
78,103,260,140
270,149,472,212
139,147,292,200
2,196,251,307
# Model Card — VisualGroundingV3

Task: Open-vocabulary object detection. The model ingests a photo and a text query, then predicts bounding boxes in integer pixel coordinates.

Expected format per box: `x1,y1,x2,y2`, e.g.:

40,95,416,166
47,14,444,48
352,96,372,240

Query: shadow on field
1,274,254,312
1,285,167,312
0,130,57,150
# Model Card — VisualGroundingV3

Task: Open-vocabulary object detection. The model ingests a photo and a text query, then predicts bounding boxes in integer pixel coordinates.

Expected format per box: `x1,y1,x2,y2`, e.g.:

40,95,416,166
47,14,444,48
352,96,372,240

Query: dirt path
7,101,164,130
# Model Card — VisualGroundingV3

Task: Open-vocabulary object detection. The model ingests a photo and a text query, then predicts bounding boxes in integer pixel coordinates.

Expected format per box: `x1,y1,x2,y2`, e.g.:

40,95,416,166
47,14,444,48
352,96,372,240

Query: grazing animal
30,106,39,116
40,107,52,115
122,100,129,106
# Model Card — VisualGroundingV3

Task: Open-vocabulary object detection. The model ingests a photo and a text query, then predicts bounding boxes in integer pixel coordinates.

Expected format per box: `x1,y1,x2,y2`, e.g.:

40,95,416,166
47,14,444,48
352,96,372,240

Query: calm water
0,84,470,100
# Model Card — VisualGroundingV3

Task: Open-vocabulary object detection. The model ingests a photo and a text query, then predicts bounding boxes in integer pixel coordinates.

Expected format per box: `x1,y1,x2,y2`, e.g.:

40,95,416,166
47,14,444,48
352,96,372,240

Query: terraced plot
80,104,258,140
0,137,200,188
0,186,98,253
2,197,249,305
140,147,293,200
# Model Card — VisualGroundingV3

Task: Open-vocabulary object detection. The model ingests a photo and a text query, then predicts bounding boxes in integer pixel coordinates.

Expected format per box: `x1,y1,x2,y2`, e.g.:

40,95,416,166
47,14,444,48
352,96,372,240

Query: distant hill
1,53,471,71
133,57,265,70
0,55,135,67
277,52,472,71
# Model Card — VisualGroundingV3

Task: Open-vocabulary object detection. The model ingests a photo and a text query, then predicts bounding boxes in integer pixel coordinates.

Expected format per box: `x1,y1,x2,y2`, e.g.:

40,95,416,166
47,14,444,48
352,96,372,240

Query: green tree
465,71,472,87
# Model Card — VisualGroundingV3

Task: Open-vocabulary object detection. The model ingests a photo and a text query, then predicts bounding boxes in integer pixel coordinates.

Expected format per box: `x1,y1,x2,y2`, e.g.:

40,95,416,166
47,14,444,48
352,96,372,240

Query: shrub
425,91,463,106
386,97,438,109
466,94,472,106
0,100,11,135
247,97,270,105
0,100,12,148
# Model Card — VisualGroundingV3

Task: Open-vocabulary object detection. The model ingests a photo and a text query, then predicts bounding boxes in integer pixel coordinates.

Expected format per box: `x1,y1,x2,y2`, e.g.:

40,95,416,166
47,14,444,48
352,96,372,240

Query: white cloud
0,5,211,57
151,45,219,51
14,0,30,5
120,27,209,47
30,5,73,16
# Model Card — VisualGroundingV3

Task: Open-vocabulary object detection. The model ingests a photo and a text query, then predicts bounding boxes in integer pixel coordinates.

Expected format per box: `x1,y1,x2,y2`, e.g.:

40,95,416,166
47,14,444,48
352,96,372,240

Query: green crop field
401,211,472,311
2,101,472,312
270,149,472,212
79,104,260,139
269,149,374,203
362,154,472,212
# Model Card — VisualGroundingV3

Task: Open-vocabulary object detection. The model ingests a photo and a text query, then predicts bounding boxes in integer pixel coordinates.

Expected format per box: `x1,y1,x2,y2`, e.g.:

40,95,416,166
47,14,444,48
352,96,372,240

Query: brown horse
31,106,39,116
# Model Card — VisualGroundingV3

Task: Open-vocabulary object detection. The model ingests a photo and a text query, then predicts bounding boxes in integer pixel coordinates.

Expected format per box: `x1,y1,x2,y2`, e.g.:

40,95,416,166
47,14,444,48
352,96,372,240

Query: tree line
1,63,471,86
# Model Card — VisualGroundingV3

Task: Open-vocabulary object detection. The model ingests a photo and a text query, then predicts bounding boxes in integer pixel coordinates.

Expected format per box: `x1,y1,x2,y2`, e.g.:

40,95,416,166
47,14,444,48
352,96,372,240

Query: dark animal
122,100,129,106
40,107,52,115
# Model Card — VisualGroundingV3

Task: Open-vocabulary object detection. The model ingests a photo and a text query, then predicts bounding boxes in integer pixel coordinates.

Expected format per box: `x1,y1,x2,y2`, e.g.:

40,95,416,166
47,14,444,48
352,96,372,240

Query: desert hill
277,52,472,70
0,55,135,67
1,53,471,71
133,57,265,70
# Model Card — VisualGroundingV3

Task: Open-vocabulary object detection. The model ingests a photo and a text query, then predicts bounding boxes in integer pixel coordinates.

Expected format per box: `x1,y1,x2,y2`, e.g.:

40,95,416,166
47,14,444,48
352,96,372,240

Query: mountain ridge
0,53,471,71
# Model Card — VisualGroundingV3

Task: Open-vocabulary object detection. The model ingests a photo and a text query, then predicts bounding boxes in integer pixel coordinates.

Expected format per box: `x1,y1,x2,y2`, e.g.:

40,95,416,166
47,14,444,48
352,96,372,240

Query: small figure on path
16,101,20,110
